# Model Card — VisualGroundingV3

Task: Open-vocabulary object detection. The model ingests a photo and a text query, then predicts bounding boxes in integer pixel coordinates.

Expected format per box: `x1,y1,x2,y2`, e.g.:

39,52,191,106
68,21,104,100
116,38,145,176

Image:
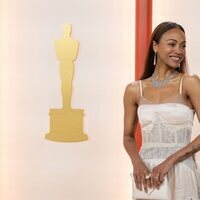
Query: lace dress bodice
137,76,196,169
132,75,200,199
138,101,195,166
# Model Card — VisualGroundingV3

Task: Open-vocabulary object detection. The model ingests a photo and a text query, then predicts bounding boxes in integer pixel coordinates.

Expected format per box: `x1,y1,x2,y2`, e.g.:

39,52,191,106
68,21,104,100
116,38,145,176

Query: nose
175,45,185,54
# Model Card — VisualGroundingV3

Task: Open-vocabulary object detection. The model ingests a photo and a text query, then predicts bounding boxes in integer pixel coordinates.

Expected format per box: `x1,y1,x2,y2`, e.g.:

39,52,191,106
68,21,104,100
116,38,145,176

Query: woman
123,21,200,199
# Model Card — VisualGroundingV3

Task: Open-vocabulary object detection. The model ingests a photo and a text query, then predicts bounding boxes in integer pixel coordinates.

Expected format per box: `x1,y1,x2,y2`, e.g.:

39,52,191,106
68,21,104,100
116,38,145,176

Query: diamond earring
153,53,157,66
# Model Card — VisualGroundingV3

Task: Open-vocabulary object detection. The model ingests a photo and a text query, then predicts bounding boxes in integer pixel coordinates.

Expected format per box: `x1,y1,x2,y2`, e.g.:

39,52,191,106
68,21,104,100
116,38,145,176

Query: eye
168,43,175,46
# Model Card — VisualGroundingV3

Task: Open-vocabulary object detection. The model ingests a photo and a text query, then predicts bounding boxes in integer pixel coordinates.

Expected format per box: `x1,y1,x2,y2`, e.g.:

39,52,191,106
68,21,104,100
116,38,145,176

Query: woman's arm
123,82,151,191
151,74,200,187
168,74,200,163
123,82,141,164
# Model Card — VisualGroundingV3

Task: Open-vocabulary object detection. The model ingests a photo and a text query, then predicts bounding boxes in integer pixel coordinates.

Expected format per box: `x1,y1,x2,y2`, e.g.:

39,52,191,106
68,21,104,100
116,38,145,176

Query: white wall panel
0,1,134,199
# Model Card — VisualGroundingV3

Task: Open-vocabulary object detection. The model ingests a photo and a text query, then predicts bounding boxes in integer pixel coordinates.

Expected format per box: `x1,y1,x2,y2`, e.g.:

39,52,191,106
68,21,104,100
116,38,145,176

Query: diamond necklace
151,70,177,88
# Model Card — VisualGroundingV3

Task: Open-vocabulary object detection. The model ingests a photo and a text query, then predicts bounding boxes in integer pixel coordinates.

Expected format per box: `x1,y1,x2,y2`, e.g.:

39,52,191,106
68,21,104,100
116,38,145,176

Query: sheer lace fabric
137,91,200,199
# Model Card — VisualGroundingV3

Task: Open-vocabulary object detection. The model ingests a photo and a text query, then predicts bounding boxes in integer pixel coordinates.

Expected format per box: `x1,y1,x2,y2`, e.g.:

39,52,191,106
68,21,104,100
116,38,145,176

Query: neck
154,65,177,80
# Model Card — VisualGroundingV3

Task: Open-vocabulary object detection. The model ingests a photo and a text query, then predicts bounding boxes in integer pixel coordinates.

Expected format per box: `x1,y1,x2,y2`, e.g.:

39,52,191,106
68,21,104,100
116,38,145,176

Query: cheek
158,50,170,58
158,46,172,54
182,50,186,55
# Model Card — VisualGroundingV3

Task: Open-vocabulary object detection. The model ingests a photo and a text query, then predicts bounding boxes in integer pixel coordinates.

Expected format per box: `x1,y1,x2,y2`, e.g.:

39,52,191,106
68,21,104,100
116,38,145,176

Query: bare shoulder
183,73,200,94
124,81,140,95
183,73,200,85
124,81,140,104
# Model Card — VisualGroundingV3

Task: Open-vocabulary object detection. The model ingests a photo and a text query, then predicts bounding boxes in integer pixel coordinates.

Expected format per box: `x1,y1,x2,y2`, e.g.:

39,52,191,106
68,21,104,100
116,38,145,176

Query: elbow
123,135,128,149
123,137,126,149
123,134,134,148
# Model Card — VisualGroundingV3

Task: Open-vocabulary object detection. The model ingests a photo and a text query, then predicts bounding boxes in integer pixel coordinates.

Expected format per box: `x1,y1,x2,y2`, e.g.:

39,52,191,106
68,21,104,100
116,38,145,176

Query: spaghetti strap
139,80,143,97
179,73,188,94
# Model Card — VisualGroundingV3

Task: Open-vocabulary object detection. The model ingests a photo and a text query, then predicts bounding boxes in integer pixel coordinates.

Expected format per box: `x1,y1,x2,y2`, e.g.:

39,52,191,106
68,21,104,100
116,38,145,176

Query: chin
167,63,180,69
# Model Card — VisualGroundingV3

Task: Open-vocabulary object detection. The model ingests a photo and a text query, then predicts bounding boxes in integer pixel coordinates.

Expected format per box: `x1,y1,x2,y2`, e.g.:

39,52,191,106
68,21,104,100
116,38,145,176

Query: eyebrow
167,39,186,43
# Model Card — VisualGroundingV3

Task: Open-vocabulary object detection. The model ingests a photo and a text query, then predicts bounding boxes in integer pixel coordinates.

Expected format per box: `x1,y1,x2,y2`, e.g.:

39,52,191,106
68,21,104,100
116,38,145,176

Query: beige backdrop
0,0,134,200
0,0,200,200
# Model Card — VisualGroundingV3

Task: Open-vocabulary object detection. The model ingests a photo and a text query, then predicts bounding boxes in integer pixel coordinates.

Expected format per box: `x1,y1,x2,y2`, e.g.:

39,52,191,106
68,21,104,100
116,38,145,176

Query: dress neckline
138,74,194,112
138,101,195,113
140,94,181,104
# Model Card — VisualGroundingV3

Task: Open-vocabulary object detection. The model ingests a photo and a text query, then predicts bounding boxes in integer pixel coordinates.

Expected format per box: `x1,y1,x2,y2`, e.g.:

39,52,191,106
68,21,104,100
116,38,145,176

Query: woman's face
153,28,186,69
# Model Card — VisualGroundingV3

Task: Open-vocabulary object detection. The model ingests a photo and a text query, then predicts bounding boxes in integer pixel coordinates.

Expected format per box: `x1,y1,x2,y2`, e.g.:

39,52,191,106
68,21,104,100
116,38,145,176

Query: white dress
136,78,200,200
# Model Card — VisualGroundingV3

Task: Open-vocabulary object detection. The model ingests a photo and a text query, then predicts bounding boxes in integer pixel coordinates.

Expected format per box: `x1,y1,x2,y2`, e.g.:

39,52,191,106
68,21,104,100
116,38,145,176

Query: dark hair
140,21,187,80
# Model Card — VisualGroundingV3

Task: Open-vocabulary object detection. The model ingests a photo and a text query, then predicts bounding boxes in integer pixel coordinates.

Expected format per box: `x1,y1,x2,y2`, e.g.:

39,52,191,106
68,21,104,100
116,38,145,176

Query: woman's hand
133,159,152,192
151,156,175,189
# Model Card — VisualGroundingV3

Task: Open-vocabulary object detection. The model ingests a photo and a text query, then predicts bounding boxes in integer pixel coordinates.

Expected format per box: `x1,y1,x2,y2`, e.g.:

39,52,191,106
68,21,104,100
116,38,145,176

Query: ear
152,41,158,53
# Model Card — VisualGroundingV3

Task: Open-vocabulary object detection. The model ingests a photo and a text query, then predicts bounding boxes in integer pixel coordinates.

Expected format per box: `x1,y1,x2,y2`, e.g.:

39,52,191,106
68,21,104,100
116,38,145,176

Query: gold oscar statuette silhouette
45,24,88,142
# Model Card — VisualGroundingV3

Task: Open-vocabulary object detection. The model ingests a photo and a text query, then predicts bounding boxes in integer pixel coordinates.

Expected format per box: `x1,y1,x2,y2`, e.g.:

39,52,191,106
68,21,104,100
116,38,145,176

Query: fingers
151,172,164,189
146,177,152,189
142,178,148,193
134,173,143,190
134,172,152,192
153,175,161,189
144,173,152,191
160,173,165,183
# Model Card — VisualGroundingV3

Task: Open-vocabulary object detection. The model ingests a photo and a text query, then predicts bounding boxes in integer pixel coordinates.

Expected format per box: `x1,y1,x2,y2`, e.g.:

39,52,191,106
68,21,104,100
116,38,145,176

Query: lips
170,56,182,62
